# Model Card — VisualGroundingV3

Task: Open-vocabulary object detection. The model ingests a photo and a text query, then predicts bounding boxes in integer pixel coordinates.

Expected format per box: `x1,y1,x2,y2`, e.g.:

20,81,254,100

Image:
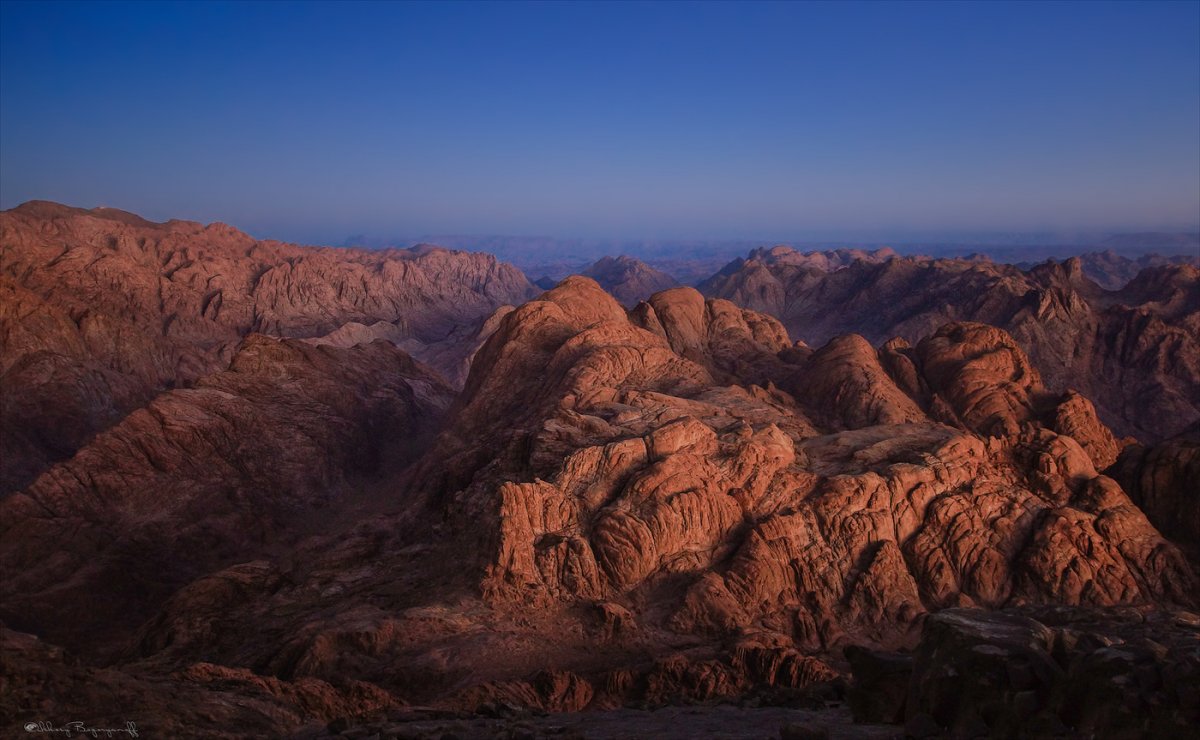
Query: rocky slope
699,246,1200,443
0,335,453,654
415,281,1190,630
581,255,679,306
1112,422,1200,564
1068,249,1199,290
0,201,536,493
5,275,1191,737
3,219,1197,738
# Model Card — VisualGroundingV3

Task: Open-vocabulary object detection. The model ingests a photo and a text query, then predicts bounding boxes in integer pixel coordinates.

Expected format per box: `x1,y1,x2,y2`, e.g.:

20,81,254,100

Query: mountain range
1,202,1198,739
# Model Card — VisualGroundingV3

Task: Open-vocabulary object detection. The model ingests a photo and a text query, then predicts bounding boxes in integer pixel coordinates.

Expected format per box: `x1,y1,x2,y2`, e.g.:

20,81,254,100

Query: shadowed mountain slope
0,201,536,493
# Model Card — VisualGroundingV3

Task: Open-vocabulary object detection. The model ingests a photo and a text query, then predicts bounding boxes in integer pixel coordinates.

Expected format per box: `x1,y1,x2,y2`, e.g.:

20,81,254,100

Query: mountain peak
580,254,679,306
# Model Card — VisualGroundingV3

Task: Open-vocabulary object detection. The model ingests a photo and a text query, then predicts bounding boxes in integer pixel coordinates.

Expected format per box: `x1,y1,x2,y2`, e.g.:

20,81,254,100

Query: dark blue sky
2,1,1198,244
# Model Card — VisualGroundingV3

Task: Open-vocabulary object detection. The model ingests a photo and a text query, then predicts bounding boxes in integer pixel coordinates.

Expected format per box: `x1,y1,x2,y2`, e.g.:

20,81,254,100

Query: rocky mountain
580,255,679,306
1112,421,1200,563
3,273,1196,738
699,246,1200,444
0,335,453,653
0,201,536,493
1069,249,1200,290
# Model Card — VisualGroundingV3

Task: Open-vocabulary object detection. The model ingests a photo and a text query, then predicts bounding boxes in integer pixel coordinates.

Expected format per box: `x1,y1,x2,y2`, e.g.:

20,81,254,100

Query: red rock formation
0,201,535,492
701,247,1200,443
1073,249,1199,290
1,237,1194,739
402,282,1192,657
0,336,452,652
1112,423,1200,563
795,334,927,429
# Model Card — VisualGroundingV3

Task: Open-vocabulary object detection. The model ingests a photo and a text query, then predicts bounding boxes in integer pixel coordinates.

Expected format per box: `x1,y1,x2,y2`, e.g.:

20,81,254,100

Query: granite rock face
1073,249,1200,290
0,201,535,492
1112,423,1200,564
418,281,1191,640
700,247,1200,443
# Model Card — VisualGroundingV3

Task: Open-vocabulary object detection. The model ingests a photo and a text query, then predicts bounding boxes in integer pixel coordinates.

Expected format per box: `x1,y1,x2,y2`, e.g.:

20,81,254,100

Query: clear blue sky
2,0,1198,244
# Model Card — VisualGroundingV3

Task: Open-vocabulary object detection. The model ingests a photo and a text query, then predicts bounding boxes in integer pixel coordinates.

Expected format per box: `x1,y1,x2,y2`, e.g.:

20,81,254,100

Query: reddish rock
0,201,535,492
702,248,1200,443
1112,423,1200,562
581,255,679,306
0,217,1195,738
0,336,452,653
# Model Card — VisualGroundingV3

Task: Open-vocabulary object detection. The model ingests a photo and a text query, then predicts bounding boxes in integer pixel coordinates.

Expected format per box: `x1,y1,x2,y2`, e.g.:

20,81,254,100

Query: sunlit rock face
420,281,1191,638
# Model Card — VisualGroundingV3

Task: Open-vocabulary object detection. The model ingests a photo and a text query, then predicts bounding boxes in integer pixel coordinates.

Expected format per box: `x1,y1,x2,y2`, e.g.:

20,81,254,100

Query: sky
1,0,1198,245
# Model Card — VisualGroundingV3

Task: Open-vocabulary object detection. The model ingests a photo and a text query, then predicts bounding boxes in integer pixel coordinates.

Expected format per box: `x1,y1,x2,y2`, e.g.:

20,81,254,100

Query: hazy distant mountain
1037,250,1200,290
341,232,1197,288
580,255,679,306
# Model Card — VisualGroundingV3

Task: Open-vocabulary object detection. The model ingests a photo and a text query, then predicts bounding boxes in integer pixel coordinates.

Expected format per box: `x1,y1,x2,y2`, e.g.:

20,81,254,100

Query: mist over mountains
340,231,1200,285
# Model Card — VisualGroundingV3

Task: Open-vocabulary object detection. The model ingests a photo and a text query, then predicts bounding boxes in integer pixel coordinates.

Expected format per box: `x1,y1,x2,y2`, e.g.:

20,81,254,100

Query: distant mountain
403,235,761,270
580,255,679,306
700,245,1200,443
1097,232,1200,252
342,231,1199,270
1055,250,1199,290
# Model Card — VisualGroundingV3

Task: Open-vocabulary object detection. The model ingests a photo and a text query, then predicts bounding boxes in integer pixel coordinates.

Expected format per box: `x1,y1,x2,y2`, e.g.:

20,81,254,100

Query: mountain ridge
2,202,1198,737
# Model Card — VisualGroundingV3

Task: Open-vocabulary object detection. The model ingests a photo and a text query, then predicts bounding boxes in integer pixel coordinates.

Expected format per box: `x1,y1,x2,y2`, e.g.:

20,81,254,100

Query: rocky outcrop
0,336,452,653
2,253,1195,739
700,247,1200,443
1112,423,1200,563
697,246,899,315
582,255,679,306
406,281,1193,653
631,287,794,386
0,201,535,493
796,334,926,429
900,607,1200,738
0,625,397,740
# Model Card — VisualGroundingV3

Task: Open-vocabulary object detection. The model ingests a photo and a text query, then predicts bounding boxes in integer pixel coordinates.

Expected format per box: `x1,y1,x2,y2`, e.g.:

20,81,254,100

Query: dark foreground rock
844,647,911,725
847,607,1200,738
290,705,900,740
